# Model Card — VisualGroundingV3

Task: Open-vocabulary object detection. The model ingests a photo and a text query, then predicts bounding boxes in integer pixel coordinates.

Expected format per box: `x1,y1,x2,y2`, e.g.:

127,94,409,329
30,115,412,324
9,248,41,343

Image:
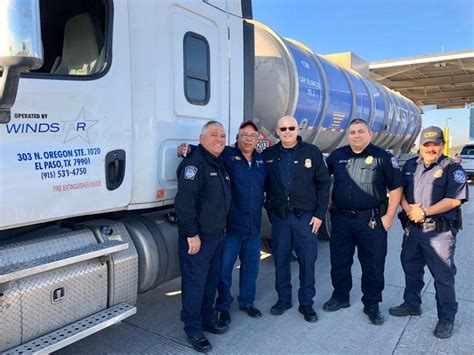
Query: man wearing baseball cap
390,126,469,339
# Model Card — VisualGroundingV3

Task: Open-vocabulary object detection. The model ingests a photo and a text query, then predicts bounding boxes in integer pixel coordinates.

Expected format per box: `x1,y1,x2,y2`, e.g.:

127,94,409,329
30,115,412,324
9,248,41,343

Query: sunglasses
278,126,296,132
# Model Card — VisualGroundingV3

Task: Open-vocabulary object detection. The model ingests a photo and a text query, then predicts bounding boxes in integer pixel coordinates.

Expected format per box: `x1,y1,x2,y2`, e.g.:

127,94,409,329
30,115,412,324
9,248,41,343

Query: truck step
0,240,129,284
3,303,137,355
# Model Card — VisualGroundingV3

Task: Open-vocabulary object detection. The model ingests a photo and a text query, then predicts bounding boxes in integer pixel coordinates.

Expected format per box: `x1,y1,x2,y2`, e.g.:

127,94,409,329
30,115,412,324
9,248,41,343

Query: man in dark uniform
263,115,330,323
175,120,232,353
323,118,403,325
389,126,468,339
178,120,267,323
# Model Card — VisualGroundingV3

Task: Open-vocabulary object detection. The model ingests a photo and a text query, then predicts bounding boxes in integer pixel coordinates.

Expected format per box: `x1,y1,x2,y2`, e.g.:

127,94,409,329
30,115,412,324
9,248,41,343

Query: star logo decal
62,107,99,144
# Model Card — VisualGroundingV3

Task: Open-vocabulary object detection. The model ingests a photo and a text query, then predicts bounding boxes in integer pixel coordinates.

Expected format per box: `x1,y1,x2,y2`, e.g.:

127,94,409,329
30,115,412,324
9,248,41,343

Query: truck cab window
183,32,210,105
28,0,111,78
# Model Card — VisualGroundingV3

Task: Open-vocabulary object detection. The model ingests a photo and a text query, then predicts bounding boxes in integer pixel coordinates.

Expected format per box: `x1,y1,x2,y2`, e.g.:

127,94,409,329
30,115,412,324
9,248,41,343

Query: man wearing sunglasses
262,115,331,322
323,118,403,325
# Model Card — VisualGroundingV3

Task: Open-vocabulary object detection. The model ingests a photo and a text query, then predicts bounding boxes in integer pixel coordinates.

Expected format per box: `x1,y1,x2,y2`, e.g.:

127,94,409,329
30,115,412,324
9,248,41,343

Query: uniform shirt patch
184,165,198,180
453,170,467,183
433,169,443,178
390,157,399,168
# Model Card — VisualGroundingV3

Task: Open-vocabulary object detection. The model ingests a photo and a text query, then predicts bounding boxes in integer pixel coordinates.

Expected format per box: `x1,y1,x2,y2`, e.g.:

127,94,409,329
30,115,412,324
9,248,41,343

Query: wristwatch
420,208,426,221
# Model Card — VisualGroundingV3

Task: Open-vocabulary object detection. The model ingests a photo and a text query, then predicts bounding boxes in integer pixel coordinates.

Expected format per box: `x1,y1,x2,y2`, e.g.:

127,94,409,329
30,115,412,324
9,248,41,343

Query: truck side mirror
0,0,43,123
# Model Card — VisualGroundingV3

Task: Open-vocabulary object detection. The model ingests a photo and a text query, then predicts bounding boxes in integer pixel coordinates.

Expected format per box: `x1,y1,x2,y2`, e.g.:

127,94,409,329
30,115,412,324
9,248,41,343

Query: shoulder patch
390,157,399,169
453,170,467,184
184,165,198,180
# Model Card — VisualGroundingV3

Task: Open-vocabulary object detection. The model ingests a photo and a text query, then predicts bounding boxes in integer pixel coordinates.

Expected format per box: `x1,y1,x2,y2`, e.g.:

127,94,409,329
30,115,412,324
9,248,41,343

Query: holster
398,211,409,229
379,200,388,215
456,208,463,230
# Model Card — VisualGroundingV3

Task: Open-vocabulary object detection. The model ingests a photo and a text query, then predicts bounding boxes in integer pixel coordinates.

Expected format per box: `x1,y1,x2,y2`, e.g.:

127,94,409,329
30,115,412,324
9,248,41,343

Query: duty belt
334,206,381,218
409,218,457,231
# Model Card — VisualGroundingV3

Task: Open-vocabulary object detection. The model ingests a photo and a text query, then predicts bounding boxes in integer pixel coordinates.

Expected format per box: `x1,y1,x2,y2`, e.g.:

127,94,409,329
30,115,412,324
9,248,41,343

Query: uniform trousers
329,210,387,308
401,225,458,322
271,211,318,306
178,234,224,337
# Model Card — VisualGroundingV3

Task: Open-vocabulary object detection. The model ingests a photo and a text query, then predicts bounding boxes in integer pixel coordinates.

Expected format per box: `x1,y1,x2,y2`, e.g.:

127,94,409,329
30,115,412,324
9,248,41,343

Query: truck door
128,0,232,205
0,0,133,229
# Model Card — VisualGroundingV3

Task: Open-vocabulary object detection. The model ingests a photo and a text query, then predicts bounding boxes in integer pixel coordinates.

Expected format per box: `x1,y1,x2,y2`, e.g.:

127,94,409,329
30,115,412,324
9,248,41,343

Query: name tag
210,172,217,176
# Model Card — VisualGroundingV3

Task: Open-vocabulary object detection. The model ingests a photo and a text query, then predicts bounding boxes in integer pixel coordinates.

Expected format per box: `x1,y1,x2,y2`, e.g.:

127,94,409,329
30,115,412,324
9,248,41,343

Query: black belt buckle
349,210,358,218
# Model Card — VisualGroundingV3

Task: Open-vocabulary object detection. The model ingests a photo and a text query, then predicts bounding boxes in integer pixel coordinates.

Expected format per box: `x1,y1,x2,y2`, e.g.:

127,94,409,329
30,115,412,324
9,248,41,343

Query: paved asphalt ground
58,185,473,354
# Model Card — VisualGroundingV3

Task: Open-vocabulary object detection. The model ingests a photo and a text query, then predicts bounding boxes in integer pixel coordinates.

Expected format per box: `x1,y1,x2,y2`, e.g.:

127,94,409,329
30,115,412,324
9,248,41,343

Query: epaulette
438,156,458,168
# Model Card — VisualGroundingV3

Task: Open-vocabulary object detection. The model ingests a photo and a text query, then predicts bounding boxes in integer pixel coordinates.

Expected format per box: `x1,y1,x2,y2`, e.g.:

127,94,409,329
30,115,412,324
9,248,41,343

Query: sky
252,0,474,147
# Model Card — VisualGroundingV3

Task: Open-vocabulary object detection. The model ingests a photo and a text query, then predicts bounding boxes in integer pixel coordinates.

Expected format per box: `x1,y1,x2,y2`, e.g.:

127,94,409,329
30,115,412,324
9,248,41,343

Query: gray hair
201,120,225,135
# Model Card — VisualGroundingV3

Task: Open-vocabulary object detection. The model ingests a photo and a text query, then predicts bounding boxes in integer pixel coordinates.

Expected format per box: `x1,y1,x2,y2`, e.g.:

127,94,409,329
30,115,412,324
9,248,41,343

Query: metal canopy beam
369,50,474,109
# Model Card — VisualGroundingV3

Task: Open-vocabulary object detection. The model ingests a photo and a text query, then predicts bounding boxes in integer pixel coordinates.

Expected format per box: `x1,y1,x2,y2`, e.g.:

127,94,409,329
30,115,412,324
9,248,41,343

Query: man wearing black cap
389,126,469,339
178,120,267,324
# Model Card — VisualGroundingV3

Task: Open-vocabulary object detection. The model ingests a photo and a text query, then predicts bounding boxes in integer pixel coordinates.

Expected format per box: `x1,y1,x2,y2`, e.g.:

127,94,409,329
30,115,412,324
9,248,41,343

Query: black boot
188,334,212,353
433,320,454,339
270,300,292,315
363,307,384,325
389,303,422,317
323,297,350,312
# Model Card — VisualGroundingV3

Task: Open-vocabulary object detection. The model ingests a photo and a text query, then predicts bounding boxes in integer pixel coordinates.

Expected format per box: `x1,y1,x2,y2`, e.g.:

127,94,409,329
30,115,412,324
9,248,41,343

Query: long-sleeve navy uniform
262,137,330,306
175,144,231,337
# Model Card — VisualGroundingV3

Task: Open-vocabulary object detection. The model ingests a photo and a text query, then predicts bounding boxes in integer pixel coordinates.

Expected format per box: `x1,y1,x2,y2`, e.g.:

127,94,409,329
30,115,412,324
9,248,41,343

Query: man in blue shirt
389,126,469,339
215,120,267,323
179,120,267,325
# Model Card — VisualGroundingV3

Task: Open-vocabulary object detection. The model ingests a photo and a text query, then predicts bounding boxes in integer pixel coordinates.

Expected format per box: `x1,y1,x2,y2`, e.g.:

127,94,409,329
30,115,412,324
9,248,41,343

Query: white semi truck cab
0,0,253,352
